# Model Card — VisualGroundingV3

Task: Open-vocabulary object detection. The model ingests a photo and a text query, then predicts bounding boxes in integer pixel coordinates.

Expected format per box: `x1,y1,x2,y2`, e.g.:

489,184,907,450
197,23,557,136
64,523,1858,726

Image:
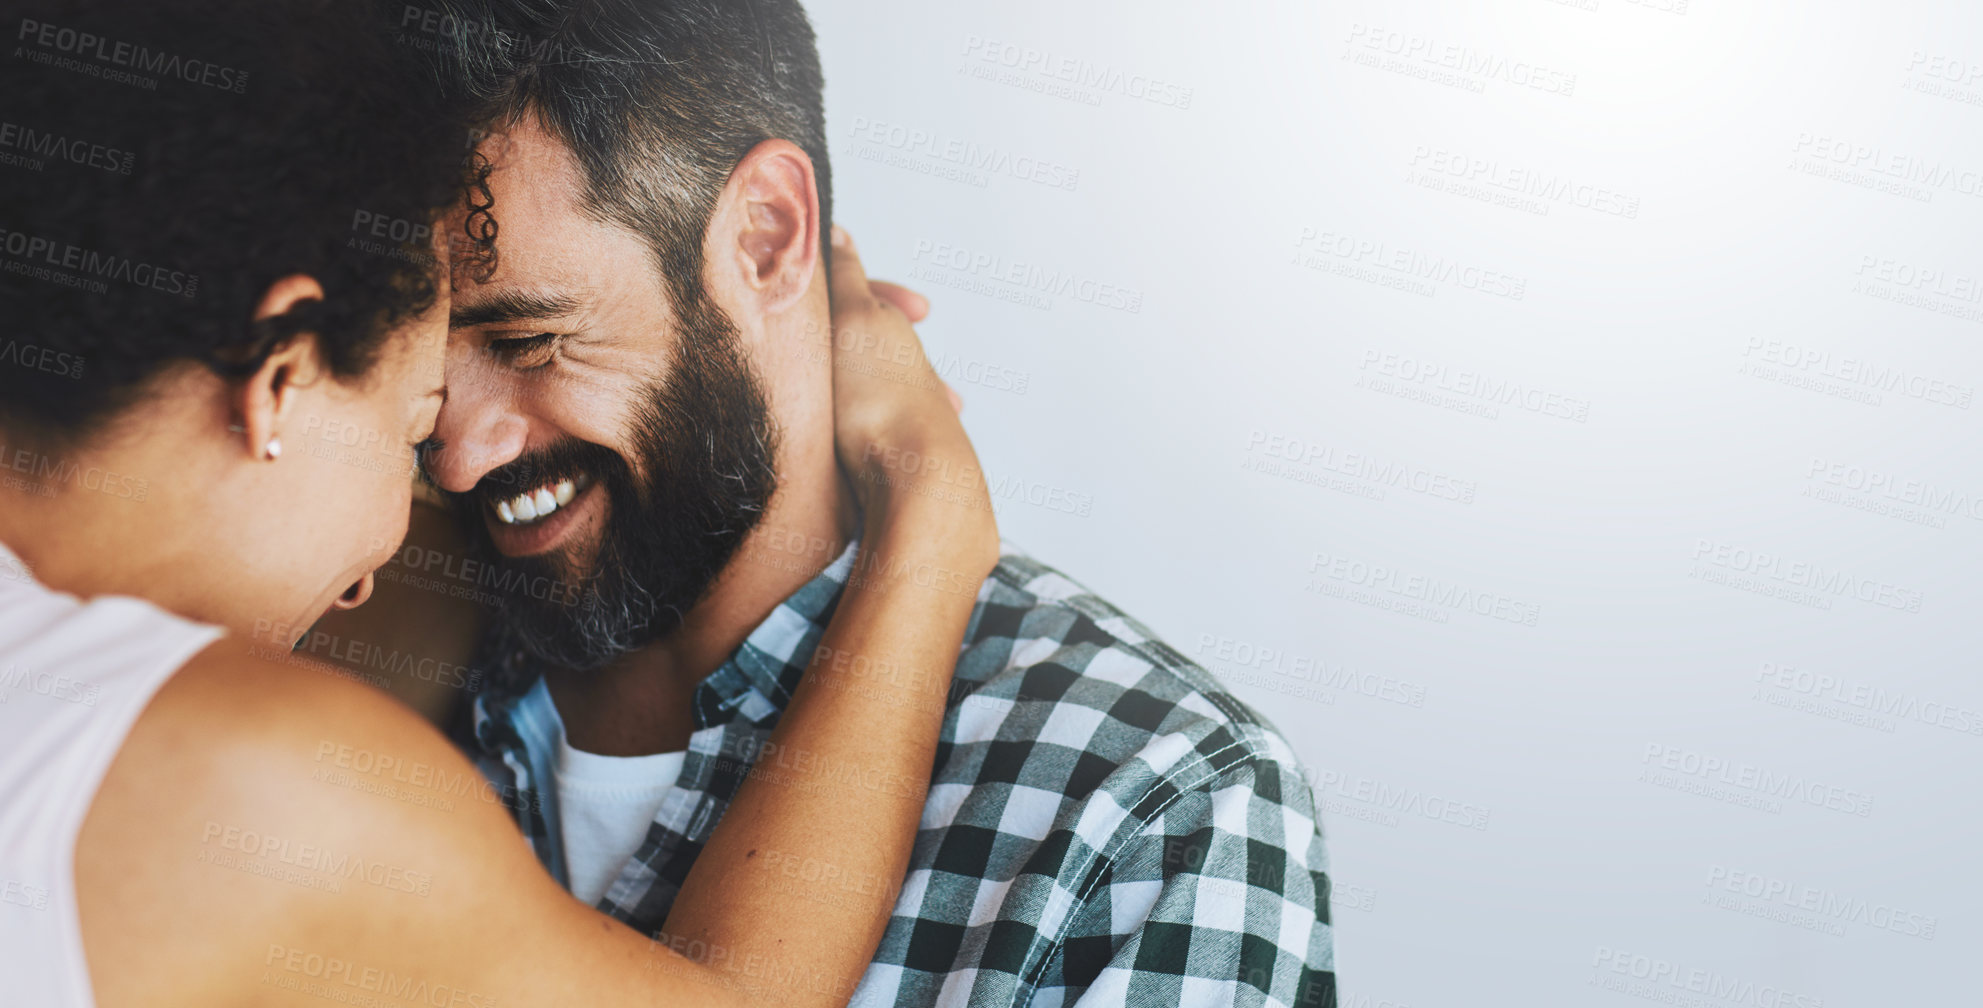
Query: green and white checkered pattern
466,545,1335,1007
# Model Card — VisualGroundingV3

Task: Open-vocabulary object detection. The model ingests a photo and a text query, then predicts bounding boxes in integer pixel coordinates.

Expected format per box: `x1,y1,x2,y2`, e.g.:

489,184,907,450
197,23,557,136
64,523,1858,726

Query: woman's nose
330,572,376,611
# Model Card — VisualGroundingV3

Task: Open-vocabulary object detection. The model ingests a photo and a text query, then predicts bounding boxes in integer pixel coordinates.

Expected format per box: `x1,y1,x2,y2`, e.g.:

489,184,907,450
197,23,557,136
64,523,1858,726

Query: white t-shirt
515,680,686,905
0,539,223,1008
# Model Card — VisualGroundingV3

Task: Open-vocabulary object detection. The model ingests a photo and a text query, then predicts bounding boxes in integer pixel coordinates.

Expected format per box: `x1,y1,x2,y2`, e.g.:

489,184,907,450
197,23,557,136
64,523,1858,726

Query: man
414,2,1335,1004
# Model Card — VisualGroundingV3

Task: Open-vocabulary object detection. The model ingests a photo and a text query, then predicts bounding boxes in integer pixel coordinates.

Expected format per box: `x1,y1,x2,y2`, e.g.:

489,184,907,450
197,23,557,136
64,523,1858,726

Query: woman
0,2,992,1006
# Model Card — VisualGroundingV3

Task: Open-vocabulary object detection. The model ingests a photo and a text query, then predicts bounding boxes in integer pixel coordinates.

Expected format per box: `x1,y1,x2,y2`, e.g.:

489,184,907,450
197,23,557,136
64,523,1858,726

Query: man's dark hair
0,0,478,446
432,0,831,307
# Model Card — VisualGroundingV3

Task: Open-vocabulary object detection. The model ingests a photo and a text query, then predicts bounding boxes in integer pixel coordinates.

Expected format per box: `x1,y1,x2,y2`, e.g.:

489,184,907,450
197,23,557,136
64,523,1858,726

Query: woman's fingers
828,225,881,312
868,280,930,323
826,230,950,410
824,229,979,508
830,226,930,321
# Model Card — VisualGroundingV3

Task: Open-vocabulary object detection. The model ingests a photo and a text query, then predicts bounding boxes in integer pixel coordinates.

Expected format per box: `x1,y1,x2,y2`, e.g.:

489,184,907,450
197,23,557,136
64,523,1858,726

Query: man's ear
719,138,821,314
237,274,327,461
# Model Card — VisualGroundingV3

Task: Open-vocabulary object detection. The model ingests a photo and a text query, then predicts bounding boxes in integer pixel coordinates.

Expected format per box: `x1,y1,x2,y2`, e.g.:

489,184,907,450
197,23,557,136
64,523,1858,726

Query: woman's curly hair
0,0,491,447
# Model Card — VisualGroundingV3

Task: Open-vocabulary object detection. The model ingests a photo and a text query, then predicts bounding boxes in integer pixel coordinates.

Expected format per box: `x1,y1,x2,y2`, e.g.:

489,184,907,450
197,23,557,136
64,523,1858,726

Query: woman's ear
237,274,327,461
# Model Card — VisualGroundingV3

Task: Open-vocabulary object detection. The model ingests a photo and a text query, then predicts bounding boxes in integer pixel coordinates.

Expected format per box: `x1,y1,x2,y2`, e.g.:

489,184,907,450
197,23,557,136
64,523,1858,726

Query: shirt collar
477,539,862,758
689,539,860,729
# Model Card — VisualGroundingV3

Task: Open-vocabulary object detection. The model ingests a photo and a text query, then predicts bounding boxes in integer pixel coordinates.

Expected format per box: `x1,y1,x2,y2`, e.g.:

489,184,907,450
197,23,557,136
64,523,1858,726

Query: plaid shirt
465,545,1336,1007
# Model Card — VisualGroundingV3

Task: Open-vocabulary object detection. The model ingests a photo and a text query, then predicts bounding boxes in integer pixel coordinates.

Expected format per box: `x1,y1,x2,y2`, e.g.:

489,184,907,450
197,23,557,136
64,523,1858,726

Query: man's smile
485,474,605,557
492,473,590,526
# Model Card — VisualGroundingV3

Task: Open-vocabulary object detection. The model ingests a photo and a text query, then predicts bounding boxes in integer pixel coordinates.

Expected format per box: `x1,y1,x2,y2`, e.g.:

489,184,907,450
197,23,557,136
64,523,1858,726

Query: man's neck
546,459,862,756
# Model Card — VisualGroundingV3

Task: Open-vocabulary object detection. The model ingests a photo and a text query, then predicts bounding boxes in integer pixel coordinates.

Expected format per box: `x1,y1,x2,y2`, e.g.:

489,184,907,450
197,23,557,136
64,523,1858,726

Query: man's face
427,118,778,672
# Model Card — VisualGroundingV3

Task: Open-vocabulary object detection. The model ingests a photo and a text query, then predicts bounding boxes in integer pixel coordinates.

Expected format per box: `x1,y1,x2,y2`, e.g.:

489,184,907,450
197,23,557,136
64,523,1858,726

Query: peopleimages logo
1755,661,1983,736
0,120,133,174
200,821,433,896
14,18,250,94
1306,766,1492,830
1293,227,1531,301
1246,430,1480,503
959,35,1195,109
0,878,49,911
1589,947,1821,1008
0,337,85,380
1309,550,1543,626
1343,24,1578,97
1792,133,1983,198
1641,743,1874,817
264,944,498,1008
846,116,1081,192
911,239,1144,313
1408,145,1641,219
0,226,197,299
1691,539,1925,613
1705,866,1937,940
1196,633,1430,707
0,663,102,706
0,440,150,502
1806,456,1983,522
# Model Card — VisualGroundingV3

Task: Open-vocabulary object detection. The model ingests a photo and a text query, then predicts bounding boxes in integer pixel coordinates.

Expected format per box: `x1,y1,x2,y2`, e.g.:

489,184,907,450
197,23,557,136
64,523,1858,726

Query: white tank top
0,539,223,1008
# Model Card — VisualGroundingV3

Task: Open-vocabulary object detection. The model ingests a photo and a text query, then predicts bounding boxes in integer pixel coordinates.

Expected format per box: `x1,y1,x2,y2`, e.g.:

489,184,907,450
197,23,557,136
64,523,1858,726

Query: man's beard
445,291,778,678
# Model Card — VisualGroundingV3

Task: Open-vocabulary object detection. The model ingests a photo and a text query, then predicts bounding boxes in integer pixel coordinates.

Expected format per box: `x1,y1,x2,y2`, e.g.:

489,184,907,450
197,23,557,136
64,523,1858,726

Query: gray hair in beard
457,290,779,688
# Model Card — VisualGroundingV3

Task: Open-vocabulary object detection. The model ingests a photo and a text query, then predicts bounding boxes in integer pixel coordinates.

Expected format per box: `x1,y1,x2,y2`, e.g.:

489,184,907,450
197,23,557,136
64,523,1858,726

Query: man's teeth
495,479,579,525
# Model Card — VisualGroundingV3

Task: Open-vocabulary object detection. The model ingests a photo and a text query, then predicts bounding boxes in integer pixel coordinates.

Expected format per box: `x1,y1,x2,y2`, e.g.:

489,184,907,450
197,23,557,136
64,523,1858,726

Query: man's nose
430,353,530,493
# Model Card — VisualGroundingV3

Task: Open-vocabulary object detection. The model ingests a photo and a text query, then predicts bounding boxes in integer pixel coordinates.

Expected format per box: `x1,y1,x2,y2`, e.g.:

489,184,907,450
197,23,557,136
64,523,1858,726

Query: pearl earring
227,425,281,461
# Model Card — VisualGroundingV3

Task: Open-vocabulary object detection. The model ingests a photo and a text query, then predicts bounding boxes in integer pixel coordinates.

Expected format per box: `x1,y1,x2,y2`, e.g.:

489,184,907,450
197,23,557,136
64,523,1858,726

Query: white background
814,2,1981,1006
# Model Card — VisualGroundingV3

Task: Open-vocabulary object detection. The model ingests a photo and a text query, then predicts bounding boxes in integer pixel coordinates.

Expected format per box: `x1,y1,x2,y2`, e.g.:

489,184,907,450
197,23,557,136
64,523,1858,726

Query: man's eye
487,333,559,370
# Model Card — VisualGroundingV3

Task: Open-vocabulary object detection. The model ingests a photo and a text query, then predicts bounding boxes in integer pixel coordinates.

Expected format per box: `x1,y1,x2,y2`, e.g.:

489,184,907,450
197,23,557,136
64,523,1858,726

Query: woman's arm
80,234,995,1008
657,229,999,1004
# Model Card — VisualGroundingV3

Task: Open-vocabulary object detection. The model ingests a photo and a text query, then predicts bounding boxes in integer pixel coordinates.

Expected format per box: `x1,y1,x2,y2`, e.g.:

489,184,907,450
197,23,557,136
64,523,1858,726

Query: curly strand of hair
457,151,501,284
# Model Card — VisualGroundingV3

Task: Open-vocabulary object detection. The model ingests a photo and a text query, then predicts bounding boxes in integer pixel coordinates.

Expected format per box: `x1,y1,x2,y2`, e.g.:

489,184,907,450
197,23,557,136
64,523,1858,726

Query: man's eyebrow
449,289,586,328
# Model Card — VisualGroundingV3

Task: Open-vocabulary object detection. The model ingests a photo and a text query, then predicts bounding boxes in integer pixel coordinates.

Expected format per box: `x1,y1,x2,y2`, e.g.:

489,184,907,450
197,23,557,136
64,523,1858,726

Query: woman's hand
825,227,999,574
653,232,1002,1007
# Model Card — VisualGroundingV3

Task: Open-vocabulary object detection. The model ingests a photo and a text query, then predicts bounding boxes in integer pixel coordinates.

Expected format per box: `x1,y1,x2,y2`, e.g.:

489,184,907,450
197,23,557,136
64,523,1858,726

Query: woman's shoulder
75,636,532,1006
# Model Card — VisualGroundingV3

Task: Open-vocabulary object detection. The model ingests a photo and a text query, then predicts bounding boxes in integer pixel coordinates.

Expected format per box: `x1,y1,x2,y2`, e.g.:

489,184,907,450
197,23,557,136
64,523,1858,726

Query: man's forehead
478,116,584,193
446,122,590,272
447,117,673,330
446,198,599,304
446,220,663,329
